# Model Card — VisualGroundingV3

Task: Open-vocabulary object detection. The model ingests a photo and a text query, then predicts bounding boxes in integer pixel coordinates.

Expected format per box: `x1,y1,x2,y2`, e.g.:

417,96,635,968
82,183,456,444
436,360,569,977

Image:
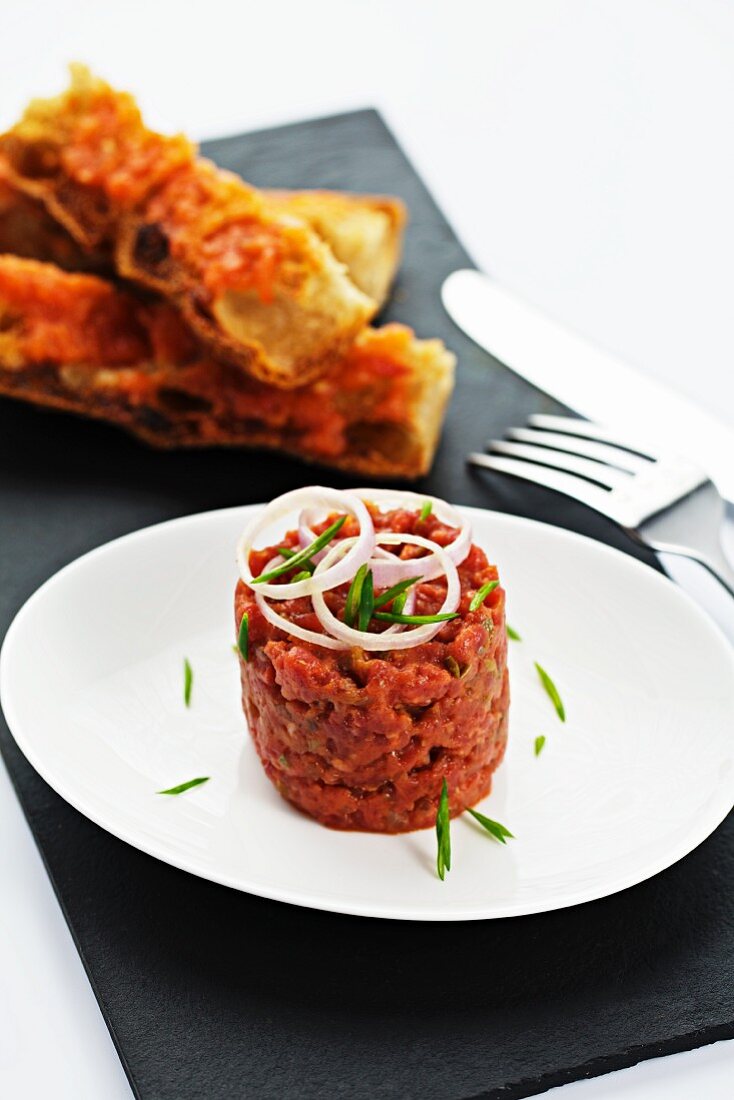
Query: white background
0,1,732,1097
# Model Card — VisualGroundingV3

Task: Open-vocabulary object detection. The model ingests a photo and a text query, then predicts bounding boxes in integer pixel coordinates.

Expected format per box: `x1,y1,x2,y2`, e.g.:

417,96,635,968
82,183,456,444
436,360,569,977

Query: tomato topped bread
0,256,454,477
0,65,375,388
0,176,109,273
0,175,405,307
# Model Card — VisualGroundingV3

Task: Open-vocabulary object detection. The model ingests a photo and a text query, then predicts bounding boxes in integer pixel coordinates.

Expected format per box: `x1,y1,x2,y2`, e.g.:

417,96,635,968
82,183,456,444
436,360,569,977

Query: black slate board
1,110,733,1100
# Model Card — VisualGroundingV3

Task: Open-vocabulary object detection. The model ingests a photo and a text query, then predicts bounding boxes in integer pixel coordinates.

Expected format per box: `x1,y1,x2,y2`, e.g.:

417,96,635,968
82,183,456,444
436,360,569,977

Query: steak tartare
234,488,509,833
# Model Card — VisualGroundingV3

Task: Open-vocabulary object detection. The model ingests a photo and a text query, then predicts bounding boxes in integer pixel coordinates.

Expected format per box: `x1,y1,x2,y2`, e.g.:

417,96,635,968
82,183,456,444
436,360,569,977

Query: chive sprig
277,546,315,574
435,784,514,879
469,579,499,613
183,658,193,707
374,610,458,625
343,563,369,627
372,575,421,610
436,778,451,880
534,662,565,722
254,516,347,584
158,776,210,796
357,570,374,632
466,807,514,844
237,613,249,661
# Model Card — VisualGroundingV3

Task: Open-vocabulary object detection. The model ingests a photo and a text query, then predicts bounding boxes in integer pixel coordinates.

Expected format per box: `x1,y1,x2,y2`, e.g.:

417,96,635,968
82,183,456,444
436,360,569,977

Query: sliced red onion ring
297,507,329,564
370,550,442,588
311,534,460,651
400,587,417,616
253,556,346,650
237,486,374,600
253,545,414,649
255,597,347,649
240,486,468,651
352,488,472,585
352,488,472,558
298,490,472,588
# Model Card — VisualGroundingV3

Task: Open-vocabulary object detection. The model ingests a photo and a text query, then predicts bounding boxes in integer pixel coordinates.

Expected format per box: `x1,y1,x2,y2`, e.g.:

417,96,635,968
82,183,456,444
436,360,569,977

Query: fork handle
647,539,734,599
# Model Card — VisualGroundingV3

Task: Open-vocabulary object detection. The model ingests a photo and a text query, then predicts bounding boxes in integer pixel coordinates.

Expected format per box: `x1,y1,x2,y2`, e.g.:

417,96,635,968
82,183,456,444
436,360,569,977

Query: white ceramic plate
2,504,733,921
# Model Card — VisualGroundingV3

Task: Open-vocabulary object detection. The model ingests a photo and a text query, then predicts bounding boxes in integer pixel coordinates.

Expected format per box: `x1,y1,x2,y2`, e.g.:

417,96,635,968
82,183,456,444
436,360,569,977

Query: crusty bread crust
0,256,454,478
0,176,110,273
265,190,406,307
0,66,375,388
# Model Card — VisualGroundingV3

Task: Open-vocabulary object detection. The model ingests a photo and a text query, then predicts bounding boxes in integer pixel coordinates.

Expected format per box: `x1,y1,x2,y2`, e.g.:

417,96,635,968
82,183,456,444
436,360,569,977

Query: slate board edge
467,1022,734,1100
0,742,141,1097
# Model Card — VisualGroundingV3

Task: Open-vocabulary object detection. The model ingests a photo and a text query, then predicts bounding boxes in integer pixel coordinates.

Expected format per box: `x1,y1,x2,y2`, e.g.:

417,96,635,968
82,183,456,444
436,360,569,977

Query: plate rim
2,502,733,921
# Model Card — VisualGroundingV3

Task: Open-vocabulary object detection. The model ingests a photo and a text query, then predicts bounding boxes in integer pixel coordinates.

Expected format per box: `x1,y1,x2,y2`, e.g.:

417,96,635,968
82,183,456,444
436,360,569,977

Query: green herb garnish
290,570,312,583
535,662,565,722
255,516,347,584
419,500,433,521
507,624,522,641
344,563,369,627
392,591,408,615
157,776,210,796
183,658,193,707
534,735,546,757
237,613,249,661
277,547,315,574
373,575,421,610
436,778,451,880
374,611,458,625
469,579,499,613
466,807,514,843
358,569,375,632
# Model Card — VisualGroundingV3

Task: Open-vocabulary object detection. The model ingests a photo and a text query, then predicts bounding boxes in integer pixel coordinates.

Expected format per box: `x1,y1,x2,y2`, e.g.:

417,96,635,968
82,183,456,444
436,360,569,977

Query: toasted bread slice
0,174,405,305
265,190,405,307
0,257,454,478
0,66,375,388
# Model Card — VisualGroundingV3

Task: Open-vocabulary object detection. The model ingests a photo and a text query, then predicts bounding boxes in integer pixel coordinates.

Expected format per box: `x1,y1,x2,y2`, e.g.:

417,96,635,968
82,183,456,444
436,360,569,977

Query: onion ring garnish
253,544,414,649
354,489,472,585
253,556,345,650
239,487,468,651
297,489,471,588
352,488,471,551
237,487,374,600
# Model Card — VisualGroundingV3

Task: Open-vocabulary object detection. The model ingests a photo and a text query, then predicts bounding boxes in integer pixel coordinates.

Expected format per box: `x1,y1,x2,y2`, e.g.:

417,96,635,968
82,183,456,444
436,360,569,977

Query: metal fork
468,414,734,598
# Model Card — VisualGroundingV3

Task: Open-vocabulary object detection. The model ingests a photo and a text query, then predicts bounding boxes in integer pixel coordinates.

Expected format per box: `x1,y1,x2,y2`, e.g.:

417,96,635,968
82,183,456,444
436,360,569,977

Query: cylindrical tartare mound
235,501,509,833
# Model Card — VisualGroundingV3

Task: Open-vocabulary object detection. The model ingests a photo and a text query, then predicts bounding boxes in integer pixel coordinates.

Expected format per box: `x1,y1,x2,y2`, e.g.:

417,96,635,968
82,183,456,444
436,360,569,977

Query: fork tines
468,415,707,528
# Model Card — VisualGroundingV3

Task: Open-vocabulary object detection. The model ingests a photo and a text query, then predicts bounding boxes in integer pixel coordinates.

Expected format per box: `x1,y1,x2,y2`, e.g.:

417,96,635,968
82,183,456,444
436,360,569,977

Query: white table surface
1,1,733,1097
